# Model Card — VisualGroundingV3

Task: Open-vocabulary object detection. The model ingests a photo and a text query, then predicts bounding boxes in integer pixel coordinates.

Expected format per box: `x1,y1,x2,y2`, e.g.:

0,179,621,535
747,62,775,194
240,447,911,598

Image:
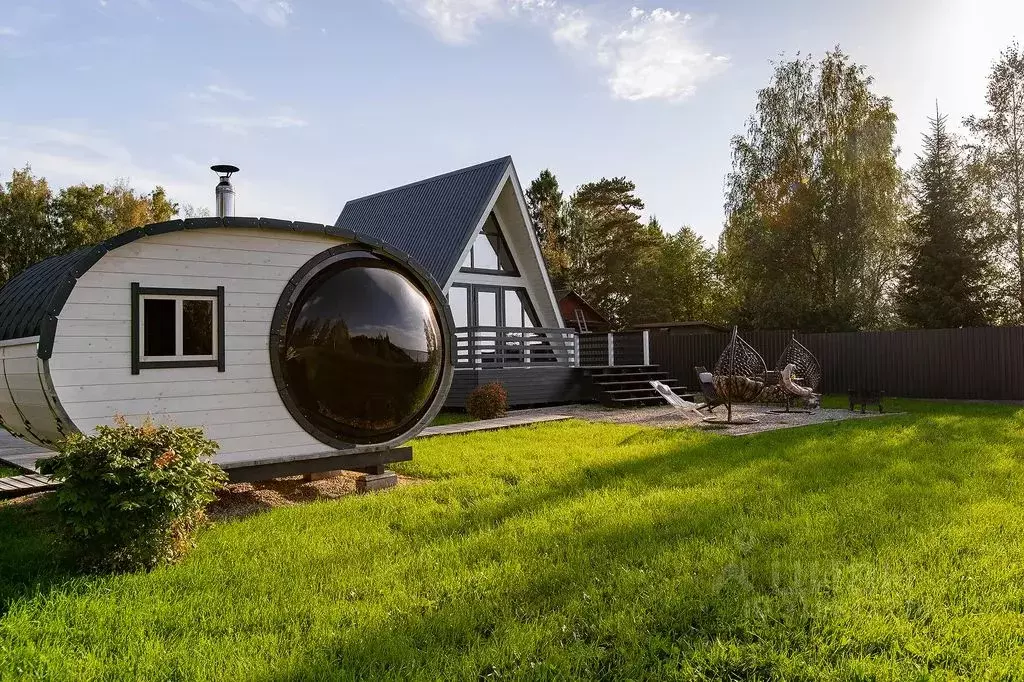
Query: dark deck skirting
445,367,591,409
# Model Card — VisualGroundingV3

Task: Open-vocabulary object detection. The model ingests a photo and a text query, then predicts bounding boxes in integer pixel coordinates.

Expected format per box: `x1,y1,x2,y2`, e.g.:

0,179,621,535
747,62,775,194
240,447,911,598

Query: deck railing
453,327,578,367
578,331,652,367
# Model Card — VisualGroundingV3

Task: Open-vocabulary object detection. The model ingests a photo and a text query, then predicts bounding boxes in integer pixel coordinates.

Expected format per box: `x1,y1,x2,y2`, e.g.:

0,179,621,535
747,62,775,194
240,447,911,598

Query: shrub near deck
3,402,1024,679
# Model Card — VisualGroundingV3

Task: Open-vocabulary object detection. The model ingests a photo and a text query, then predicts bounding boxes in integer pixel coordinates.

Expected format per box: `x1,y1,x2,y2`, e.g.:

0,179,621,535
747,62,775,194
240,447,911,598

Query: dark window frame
459,212,521,276
449,284,541,328
130,283,226,375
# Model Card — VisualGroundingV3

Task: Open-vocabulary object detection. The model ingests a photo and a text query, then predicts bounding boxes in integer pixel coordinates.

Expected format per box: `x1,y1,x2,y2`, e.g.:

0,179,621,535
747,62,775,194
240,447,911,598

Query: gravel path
504,402,893,436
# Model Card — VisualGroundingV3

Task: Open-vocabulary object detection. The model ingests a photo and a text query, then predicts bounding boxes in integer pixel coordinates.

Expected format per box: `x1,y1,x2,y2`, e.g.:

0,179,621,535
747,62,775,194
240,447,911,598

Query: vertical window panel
448,286,469,328
143,299,176,357
183,299,214,356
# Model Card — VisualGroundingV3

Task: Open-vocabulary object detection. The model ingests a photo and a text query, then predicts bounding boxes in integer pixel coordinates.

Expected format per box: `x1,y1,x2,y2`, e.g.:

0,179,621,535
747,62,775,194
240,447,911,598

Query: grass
0,465,19,478
429,411,478,427
3,400,1024,679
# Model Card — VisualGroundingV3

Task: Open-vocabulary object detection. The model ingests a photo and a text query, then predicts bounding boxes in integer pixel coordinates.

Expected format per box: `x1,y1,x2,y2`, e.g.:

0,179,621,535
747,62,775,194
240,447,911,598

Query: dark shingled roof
0,216,445,359
0,247,92,343
336,156,512,284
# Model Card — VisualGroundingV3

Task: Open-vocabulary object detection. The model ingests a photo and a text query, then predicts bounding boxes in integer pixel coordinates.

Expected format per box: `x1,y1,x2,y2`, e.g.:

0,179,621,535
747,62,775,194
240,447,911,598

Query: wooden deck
0,473,57,499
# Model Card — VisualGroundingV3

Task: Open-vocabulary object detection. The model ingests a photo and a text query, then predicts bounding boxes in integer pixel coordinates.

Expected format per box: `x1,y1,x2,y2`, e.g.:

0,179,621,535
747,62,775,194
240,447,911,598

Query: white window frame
139,294,219,363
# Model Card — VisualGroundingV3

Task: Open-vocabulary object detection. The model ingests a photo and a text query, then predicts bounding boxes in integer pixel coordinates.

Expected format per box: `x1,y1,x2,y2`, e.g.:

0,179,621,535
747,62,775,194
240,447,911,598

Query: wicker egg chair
776,337,821,392
773,337,822,411
712,327,767,422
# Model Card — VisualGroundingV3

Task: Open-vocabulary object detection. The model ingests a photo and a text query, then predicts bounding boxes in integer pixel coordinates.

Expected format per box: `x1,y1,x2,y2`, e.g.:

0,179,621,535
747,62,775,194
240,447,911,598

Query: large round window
272,248,447,446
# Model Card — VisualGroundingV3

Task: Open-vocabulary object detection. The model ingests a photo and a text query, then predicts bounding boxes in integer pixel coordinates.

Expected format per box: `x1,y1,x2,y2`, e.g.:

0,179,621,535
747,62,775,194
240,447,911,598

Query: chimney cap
211,164,240,176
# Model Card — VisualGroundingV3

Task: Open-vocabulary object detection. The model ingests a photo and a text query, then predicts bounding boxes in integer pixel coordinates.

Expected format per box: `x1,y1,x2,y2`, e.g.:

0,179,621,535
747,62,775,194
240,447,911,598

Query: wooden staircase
587,365,697,408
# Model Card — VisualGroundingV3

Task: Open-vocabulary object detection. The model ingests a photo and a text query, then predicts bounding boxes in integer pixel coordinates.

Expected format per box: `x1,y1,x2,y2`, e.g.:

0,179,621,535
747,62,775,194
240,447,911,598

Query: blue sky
0,0,1020,243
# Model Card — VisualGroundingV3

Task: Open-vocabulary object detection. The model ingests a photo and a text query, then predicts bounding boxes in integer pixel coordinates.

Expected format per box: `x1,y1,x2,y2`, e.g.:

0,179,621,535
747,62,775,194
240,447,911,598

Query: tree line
2,43,1021,334
528,43,1024,332
0,168,215,287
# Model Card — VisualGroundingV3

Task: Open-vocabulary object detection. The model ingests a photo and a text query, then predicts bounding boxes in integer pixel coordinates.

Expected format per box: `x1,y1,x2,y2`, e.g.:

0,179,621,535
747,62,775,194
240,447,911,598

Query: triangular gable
337,156,564,329
459,211,520,274
336,157,512,286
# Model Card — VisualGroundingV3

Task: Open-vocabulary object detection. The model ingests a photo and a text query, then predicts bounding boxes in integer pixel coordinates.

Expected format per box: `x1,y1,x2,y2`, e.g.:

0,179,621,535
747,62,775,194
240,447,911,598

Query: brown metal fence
648,326,1024,400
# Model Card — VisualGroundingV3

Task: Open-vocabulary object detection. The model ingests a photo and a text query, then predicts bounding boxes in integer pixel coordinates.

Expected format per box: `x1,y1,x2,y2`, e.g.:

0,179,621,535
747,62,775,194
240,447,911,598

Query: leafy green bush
466,382,508,420
40,416,226,572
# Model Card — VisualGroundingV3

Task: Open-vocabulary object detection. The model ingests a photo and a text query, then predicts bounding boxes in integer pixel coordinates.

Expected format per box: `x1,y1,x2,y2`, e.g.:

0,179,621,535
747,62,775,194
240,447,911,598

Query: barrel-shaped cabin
0,217,453,478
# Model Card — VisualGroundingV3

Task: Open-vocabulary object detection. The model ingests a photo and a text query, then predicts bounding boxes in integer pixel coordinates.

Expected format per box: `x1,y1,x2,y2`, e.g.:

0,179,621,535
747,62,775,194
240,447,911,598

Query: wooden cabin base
222,447,412,484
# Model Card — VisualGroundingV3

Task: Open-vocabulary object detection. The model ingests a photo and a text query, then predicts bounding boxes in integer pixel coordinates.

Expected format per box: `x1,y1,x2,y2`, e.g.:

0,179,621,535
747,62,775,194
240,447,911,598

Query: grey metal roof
336,156,512,284
0,216,444,359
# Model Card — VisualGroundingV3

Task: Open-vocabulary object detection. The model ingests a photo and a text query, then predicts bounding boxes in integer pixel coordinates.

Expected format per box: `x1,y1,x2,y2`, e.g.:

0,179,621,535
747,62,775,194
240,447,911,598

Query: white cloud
194,112,308,135
0,27,20,37
598,8,728,102
386,1,727,102
551,9,589,49
0,122,211,208
190,83,254,102
389,0,505,44
229,0,293,27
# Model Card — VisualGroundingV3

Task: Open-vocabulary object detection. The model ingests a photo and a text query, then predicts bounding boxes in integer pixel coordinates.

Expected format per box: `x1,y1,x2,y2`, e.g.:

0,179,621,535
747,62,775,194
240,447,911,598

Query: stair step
589,367,660,375
597,379,681,389
607,396,667,406
604,388,663,396
589,368,667,378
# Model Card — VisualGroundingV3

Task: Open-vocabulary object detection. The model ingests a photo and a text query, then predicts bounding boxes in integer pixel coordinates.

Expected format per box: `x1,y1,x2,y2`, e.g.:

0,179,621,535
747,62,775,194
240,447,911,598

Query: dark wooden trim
137,286,220,297
132,284,225,373
216,285,226,372
130,282,140,375
138,359,221,370
223,447,413,483
459,267,521,277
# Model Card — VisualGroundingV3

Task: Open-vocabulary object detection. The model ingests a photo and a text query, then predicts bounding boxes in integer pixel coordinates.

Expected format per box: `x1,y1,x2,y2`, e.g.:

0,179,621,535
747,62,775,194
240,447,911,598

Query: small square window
132,284,225,374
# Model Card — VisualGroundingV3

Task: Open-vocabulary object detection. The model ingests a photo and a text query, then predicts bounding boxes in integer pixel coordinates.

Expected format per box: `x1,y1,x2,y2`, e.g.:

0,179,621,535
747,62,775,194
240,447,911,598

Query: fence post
607,332,615,367
642,330,650,366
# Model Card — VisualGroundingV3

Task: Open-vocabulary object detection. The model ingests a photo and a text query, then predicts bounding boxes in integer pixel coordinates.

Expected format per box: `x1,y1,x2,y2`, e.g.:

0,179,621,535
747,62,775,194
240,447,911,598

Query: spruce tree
899,107,996,328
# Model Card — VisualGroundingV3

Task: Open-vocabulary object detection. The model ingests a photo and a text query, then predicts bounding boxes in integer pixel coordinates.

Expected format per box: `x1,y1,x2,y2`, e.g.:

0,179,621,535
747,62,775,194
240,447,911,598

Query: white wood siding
0,340,67,447
49,228,349,461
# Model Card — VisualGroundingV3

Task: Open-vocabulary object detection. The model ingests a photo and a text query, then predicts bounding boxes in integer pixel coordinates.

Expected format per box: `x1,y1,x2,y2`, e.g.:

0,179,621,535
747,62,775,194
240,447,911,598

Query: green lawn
0,465,19,478
429,411,478,427
3,400,1024,679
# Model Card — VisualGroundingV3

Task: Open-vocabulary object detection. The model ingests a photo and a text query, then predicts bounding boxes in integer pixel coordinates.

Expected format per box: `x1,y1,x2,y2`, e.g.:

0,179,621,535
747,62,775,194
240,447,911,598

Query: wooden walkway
0,473,57,499
418,413,572,438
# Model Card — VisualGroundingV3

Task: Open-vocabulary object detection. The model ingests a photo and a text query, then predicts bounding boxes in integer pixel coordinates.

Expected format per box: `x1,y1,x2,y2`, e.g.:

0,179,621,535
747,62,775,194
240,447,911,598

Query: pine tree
899,107,996,328
525,170,570,286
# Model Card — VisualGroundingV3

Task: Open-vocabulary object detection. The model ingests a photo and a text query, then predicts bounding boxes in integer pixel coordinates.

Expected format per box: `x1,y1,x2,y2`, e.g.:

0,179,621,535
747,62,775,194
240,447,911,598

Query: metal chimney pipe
211,164,240,218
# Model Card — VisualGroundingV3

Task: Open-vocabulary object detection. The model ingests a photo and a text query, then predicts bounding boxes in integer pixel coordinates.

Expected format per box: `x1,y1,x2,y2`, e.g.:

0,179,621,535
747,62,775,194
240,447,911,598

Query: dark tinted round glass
279,256,444,444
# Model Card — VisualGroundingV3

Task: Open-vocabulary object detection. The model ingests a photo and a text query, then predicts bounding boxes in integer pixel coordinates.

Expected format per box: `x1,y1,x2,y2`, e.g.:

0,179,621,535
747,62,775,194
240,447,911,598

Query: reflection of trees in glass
279,260,444,444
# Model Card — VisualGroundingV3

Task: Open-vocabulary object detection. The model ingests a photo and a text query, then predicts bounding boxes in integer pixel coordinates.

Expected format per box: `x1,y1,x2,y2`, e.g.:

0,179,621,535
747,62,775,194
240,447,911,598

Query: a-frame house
338,156,588,407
